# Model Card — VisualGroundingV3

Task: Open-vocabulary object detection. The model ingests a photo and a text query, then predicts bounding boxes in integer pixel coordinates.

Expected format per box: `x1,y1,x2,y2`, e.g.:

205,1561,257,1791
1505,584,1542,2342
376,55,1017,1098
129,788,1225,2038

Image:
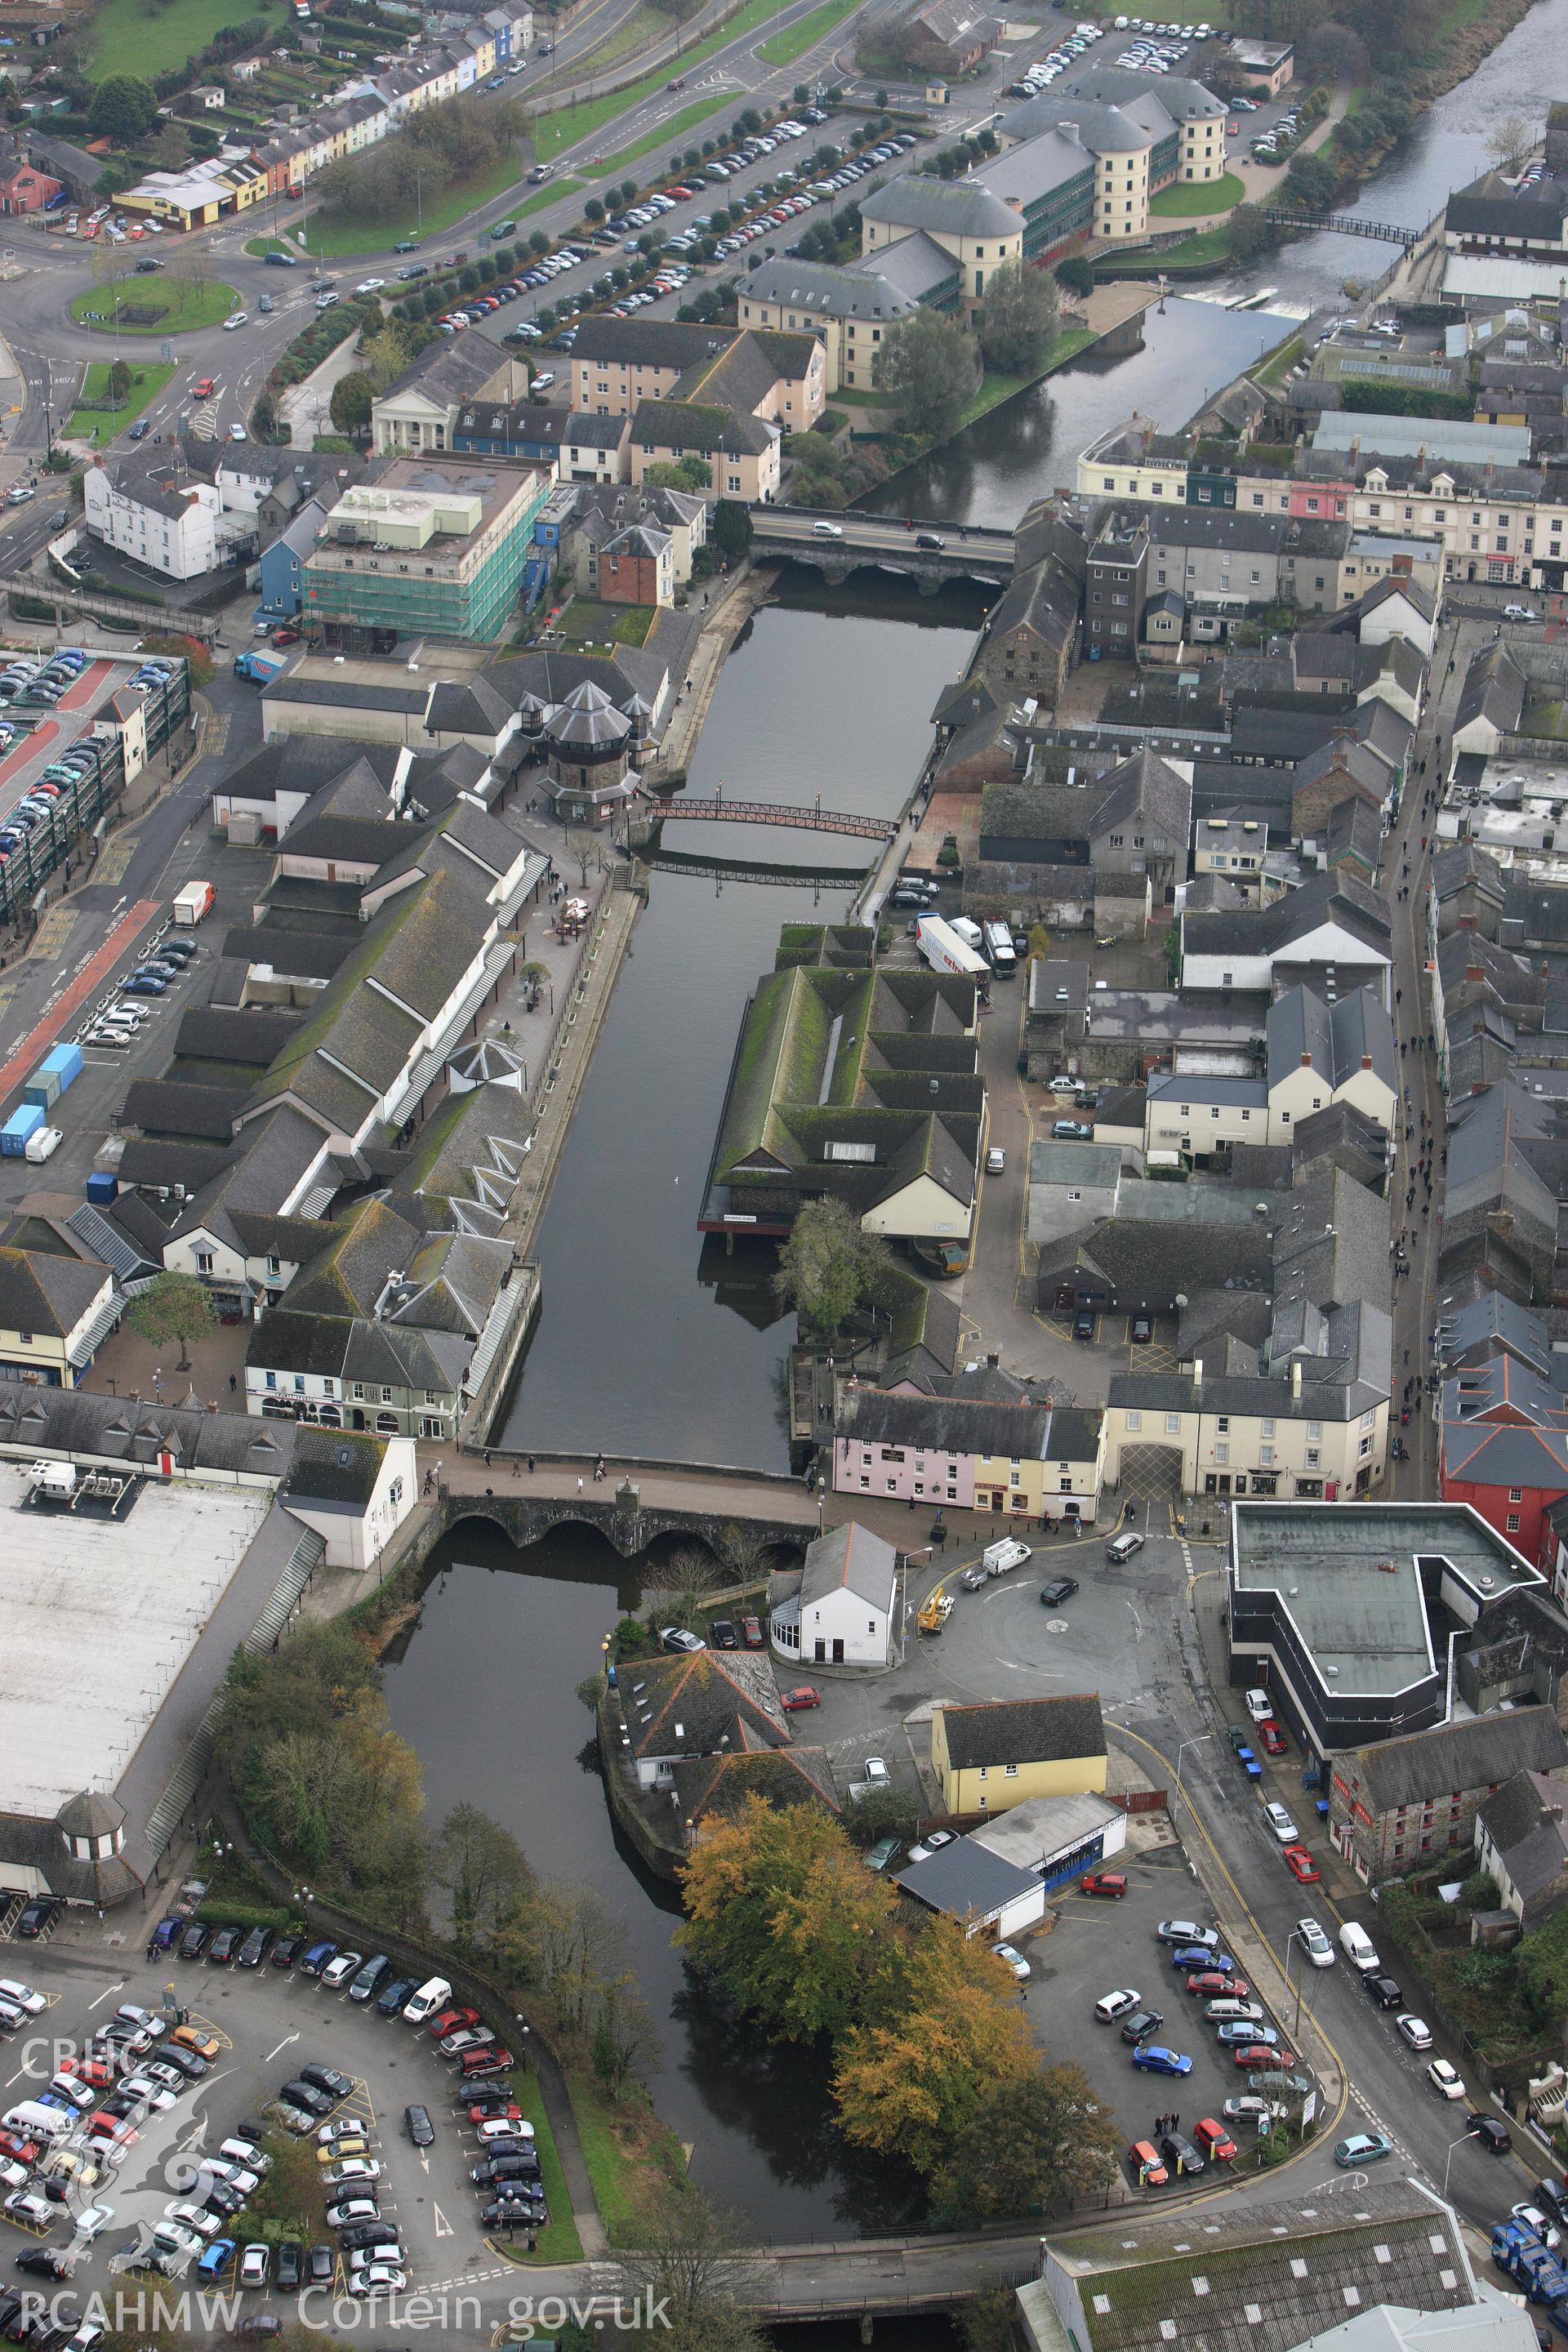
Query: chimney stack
1291,1359,1303,1399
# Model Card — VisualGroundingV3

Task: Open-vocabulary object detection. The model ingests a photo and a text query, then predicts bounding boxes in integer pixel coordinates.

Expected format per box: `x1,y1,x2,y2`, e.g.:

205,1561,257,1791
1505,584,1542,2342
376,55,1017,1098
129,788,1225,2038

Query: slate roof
281,1427,390,1509
169,1106,327,1249
742,255,919,321
1431,838,1507,909
1352,1708,1568,1815
380,333,506,410
630,398,772,457
619,1649,789,1762
670,1744,840,1821
1477,1767,1568,1922
121,1081,247,1143
0,1248,107,1341
837,1383,1098,1462
894,1836,1040,1920
940,1693,1105,1771
1454,640,1526,738
858,173,1021,238
1183,871,1392,964
1266,982,1396,1094
799,1520,898,1611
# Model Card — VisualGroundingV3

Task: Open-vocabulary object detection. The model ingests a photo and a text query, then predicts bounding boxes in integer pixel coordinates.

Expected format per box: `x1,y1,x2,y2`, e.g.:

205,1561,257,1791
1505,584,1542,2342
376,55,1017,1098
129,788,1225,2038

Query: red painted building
1440,1355,1568,1570
0,154,61,216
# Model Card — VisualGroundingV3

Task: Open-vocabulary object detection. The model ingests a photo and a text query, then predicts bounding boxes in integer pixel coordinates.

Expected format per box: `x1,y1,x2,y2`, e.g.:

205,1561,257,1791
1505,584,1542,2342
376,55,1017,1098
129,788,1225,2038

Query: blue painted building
257,495,327,620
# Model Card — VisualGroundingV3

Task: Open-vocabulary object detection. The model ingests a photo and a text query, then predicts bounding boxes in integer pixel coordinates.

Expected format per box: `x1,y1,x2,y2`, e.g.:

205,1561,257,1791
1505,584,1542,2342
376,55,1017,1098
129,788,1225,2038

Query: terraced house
833,1368,1105,1523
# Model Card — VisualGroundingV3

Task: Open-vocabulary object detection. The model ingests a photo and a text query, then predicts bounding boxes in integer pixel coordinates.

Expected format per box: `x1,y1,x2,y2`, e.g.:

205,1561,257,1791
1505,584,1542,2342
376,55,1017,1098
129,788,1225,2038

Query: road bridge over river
751,506,1016,590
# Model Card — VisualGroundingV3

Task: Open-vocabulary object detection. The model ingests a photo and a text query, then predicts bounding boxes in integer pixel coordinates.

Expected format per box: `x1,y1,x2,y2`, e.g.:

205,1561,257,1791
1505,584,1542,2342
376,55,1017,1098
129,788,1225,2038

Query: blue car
198,2238,236,2281
1131,2045,1193,2076
1217,2022,1278,2047
148,1916,182,1953
121,975,167,996
1172,1945,1233,1973
298,1940,337,1977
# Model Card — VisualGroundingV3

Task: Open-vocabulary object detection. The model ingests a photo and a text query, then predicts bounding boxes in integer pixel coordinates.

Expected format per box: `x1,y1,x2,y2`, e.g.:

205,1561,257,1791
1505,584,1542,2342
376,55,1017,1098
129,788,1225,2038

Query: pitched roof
620,1649,789,1762
0,1247,107,1340
939,1693,1106,1771
800,1520,898,1610
1351,1707,1568,1815
858,172,1021,238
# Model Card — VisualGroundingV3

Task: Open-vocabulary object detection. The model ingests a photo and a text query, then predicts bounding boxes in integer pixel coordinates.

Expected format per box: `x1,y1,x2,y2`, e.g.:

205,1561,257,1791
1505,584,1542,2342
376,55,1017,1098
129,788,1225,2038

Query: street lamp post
1442,2127,1481,2199
1174,1734,1211,1806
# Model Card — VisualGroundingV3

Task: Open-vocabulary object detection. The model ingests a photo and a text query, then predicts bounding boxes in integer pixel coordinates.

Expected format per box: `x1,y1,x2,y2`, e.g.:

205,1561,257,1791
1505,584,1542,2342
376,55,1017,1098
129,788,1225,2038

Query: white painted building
770,1521,898,1669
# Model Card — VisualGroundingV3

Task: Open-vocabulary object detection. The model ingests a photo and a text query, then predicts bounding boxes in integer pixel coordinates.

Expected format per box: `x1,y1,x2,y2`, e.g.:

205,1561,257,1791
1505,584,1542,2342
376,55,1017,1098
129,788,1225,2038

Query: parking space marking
433,2203,453,2236
187,2011,231,2051
264,2032,299,2063
86,1982,123,2010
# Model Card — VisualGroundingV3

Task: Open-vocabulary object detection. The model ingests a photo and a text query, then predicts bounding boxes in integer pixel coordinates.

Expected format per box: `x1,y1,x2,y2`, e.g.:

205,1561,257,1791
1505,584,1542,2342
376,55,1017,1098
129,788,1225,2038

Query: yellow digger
918,1581,954,1636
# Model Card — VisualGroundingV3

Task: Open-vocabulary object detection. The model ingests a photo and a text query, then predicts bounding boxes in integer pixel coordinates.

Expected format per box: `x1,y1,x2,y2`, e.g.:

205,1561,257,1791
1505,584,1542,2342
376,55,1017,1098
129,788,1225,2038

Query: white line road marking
264,2034,299,2064
87,1983,125,2010
433,2205,453,2237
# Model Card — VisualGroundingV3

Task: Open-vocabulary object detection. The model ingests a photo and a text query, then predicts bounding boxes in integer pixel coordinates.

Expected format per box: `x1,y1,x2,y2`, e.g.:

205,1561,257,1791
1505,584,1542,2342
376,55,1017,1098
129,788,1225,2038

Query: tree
679,1797,899,2042
711,497,751,560
646,456,710,491
832,1919,1039,2175
1226,202,1277,263
609,2189,768,2352
643,1544,715,1626
150,120,189,170
359,323,410,392
123,1269,218,1373
773,1196,892,1339
329,370,374,434
88,73,158,143
432,1801,533,1957
1486,111,1538,171
976,256,1058,375
590,1970,662,2098
564,826,600,887
1053,252,1094,298
930,2063,1120,2224
880,306,978,440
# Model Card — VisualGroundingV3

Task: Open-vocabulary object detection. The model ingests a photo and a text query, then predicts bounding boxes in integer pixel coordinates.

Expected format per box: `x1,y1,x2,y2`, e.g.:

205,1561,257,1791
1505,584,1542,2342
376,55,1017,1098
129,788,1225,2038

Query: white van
402,1975,452,2025
982,1536,1031,1576
1339,1922,1380,1972
3,2101,71,2145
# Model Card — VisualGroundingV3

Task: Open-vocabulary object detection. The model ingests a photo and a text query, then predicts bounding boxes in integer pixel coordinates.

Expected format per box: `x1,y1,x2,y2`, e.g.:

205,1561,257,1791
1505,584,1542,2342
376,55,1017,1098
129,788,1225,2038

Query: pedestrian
1396,988,1401,1004
1171,2113,1179,2133
528,1454,535,1474
228,1372,237,1392
577,1475,584,1492
483,1449,492,1470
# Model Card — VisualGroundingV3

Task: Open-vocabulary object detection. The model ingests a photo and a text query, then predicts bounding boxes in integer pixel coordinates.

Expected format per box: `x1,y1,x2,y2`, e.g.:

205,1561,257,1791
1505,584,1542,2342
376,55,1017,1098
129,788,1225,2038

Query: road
752,510,1018,555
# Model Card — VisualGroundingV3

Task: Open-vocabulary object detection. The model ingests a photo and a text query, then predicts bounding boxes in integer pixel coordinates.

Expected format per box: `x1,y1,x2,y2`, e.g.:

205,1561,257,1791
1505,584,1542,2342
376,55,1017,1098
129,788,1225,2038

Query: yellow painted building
0,1248,116,1390
932,1694,1107,1815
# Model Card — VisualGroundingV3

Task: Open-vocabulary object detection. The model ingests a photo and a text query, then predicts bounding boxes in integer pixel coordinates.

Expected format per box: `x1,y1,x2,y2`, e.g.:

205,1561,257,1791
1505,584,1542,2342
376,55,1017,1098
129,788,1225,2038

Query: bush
194,1899,301,1935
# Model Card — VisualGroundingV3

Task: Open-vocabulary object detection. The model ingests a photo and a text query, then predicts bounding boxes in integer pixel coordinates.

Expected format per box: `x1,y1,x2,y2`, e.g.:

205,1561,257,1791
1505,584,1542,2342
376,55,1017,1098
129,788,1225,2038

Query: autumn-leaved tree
433,1800,533,1958
832,1916,1036,2174
679,1796,900,2042
930,2061,1120,2224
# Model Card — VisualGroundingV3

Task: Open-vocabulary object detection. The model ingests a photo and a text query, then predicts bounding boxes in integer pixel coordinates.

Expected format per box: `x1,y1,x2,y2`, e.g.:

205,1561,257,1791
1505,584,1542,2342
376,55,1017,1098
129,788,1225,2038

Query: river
392,8,1553,2258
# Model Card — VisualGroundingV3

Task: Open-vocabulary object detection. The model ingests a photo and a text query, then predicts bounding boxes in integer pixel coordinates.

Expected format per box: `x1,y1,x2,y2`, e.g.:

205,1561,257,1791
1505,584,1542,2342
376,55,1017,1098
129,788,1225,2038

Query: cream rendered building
858,176,1023,305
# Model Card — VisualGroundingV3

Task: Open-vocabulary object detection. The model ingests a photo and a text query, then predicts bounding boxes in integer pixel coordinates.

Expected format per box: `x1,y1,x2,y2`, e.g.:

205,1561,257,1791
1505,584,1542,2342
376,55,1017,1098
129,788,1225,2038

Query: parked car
1120,2009,1163,2044
1081,1872,1128,1899
1131,2046,1192,2076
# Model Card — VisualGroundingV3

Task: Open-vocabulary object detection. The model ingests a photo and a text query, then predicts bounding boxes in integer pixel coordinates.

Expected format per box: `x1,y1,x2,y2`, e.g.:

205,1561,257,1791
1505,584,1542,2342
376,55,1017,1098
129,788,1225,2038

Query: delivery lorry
172,880,214,926
915,914,987,981
234,648,286,686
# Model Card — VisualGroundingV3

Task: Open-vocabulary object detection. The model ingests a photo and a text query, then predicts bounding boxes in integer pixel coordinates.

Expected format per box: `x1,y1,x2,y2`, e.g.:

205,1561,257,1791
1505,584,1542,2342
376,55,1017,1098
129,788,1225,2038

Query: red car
741,1615,764,1649
468,2100,521,2124
459,2048,514,2078
1194,2118,1237,2162
426,2006,480,2040
1232,2046,1295,2072
0,2136,38,2167
87,2114,136,2144
780,1686,820,1711
1283,1845,1319,1884
191,377,215,398
1257,1720,1288,1757
63,2056,116,2087
272,626,301,646
1186,1971,1250,1999
1080,1871,1128,1900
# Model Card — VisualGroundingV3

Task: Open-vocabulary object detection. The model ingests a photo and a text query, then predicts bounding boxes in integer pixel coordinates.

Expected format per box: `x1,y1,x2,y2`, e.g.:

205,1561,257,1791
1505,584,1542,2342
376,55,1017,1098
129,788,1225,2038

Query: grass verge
64,359,175,447
1150,169,1245,216
71,280,240,334
569,0,670,77
245,235,296,259
532,0,808,160
557,597,657,646
583,96,730,178
306,148,527,257
1255,330,1303,385
482,2071,582,2264
954,327,1097,429
568,2079,688,2245
757,0,861,65
519,176,584,216
88,0,281,76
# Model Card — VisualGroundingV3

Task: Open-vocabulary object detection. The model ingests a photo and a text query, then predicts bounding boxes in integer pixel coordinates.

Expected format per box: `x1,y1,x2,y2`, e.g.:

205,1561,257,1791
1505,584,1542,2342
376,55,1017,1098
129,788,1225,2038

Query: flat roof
0,1463,270,1820
1231,1502,1542,1697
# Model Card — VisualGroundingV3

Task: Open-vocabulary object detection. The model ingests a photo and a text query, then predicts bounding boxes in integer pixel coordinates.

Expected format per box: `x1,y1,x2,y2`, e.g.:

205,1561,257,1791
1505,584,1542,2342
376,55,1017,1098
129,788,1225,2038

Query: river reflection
381,1519,929,2236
